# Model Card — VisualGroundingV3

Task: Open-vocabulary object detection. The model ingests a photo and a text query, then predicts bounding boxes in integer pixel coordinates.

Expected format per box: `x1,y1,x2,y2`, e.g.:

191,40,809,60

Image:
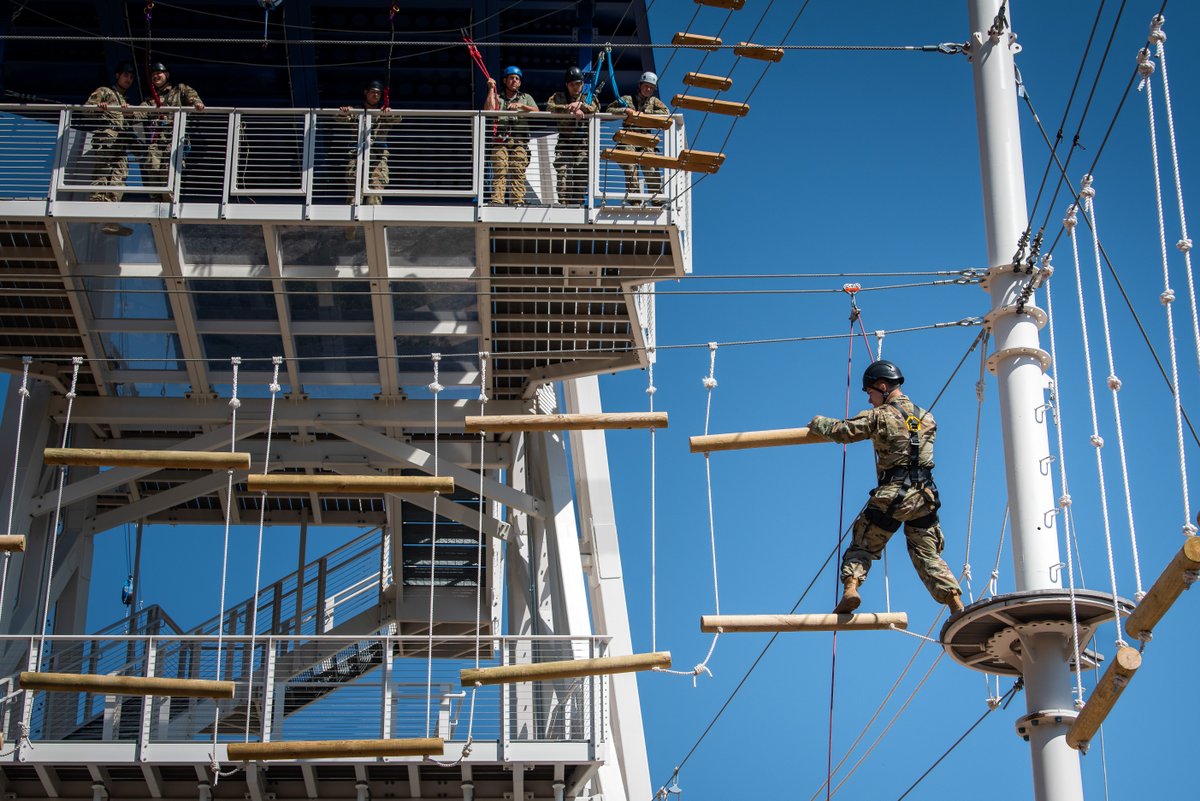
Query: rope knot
1183,522,1198,537
268,383,281,393
18,386,30,398
1136,47,1155,79
1149,15,1166,44
646,385,657,395
975,380,985,402
690,663,712,687
428,381,443,394
1063,205,1078,230
1177,238,1193,253
1106,375,1121,391
1059,493,1072,508
1161,288,1176,305
1089,434,1104,448
228,397,242,409
702,377,717,390
1073,697,1085,711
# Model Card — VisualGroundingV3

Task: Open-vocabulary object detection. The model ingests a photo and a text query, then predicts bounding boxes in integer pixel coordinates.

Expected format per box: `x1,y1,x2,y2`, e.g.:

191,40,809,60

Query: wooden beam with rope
460,652,672,686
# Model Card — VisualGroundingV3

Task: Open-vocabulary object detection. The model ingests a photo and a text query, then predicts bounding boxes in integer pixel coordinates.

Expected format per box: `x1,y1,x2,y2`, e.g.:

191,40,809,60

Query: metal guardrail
3,634,608,750
0,104,688,211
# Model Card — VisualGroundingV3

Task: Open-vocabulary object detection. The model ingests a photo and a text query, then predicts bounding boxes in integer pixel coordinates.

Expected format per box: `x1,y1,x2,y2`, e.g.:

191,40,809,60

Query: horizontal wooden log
227,737,444,761
1125,535,1200,641
624,112,673,130
247,474,454,495
43,447,251,470
673,32,722,50
671,95,750,117
689,426,830,454
735,42,785,62
460,651,671,686
19,671,235,699
613,129,661,147
601,148,725,175
465,412,667,433
0,536,25,552
701,613,908,633
1066,646,1141,751
696,0,745,8
683,72,734,91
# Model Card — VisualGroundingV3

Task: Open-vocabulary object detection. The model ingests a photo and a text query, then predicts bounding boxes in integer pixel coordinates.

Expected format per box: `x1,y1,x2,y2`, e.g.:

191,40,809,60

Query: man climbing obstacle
808,360,965,616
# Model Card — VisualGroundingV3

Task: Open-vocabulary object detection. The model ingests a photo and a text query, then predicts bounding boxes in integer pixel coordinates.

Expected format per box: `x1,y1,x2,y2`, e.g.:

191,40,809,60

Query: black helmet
149,62,168,73
365,79,385,92
565,66,584,83
114,61,135,75
862,359,904,391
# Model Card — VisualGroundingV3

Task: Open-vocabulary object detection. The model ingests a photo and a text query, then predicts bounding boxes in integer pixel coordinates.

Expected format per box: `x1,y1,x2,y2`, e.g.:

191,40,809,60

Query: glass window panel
386,226,475,267
202,333,284,370
287,280,373,322
390,281,477,322
178,224,268,267
112,382,191,398
396,336,477,372
278,225,366,268
99,332,182,370
67,222,159,265
296,335,376,373
84,277,173,320
210,382,292,400
305,384,381,399
190,279,278,321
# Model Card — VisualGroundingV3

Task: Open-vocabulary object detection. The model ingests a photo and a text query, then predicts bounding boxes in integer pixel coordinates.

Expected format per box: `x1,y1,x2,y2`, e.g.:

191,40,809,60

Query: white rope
1145,21,1197,536
647,348,658,652
425,353,443,738
0,357,32,627
244,357,282,742
35,357,82,666
1066,197,1126,643
882,548,892,613
960,334,989,602
874,330,886,360
211,356,243,782
986,507,1008,600
1043,256,1086,707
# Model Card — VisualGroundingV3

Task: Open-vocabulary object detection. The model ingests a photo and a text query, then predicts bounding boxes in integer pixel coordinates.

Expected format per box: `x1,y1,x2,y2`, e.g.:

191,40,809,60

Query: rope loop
1136,47,1155,83
1183,523,1198,538
1063,203,1078,230
1079,174,1096,200
1149,14,1166,44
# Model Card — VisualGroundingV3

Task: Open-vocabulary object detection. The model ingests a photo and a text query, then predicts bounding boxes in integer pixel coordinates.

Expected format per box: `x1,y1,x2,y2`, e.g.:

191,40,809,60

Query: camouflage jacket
338,106,399,153
141,82,203,110
546,90,598,134
808,393,937,479
606,93,669,127
85,85,132,130
493,90,536,141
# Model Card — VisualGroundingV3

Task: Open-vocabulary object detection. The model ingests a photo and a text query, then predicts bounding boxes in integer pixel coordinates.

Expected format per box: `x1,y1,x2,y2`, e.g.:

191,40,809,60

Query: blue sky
3,2,1199,799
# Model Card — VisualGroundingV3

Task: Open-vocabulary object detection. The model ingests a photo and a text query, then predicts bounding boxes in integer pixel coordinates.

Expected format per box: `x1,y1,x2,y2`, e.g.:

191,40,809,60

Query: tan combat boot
947,594,964,614
834,578,862,614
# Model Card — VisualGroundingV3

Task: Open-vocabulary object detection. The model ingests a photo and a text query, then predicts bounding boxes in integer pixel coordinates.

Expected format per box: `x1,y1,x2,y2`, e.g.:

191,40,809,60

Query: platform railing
0,104,687,211
6,633,608,750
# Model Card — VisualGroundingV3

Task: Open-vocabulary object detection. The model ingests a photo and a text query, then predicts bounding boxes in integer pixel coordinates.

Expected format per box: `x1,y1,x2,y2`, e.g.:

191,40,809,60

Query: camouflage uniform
546,90,599,206
606,93,669,200
343,110,396,205
489,90,536,205
140,82,204,199
85,83,133,201
809,394,962,604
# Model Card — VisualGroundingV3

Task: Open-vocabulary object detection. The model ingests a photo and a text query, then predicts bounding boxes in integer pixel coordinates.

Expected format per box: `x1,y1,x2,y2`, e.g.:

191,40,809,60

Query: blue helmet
504,66,522,78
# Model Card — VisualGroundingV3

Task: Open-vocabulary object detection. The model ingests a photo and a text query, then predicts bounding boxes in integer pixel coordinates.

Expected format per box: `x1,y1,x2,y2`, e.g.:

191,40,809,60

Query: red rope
463,35,492,81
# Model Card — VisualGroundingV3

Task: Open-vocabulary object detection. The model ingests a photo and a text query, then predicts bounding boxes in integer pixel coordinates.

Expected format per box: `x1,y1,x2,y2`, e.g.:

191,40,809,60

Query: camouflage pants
553,136,588,206
143,140,181,202
840,482,961,604
347,150,390,205
490,141,530,205
88,129,128,202
615,143,662,200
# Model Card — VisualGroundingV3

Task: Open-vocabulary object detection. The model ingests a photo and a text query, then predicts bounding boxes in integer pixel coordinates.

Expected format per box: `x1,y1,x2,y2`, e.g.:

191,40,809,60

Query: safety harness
878,400,932,488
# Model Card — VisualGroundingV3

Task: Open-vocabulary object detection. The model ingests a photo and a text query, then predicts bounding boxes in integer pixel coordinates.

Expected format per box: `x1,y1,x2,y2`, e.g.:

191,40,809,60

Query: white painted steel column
967,3,1082,801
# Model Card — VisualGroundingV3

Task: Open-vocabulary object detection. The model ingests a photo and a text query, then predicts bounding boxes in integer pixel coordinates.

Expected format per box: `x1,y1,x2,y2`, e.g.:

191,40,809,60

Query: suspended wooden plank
460,651,671,686
465,412,667,433
247,474,455,495
227,737,444,761
0,535,25,552
624,112,673,130
613,129,661,147
683,72,734,91
690,426,830,454
43,447,251,470
672,33,722,50
696,0,746,8
671,95,750,117
1125,535,1200,641
701,613,908,633
19,671,235,699
735,42,785,62
1066,646,1141,751
601,148,725,175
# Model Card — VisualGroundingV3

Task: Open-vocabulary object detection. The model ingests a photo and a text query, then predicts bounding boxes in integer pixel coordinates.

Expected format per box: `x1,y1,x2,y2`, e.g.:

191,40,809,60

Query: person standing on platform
341,79,396,205
85,61,136,205
546,66,598,206
485,66,538,206
808,360,965,616
140,62,204,201
607,71,670,205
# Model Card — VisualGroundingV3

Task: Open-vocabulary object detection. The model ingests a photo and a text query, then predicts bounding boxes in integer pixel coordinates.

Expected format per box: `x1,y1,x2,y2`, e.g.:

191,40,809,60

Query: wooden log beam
601,148,725,175
613,129,661,147
1125,535,1200,641
460,652,671,686
672,33,722,50
689,426,830,454
246,474,455,495
696,0,745,8
464,412,668,433
624,112,673,130
671,95,750,117
1066,646,1141,751
0,536,25,552
700,613,908,633
43,448,251,470
735,42,785,62
227,737,444,761
19,671,235,699
683,72,733,91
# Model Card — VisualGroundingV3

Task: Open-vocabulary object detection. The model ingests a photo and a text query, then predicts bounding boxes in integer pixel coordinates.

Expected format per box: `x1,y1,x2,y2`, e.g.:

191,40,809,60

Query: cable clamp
937,41,966,55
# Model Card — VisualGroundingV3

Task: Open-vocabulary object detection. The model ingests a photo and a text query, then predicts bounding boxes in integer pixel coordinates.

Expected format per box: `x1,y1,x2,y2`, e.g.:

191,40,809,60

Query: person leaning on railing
546,66,599,207
485,66,538,206
84,61,136,207
340,79,398,205
606,71,669,206
139,62,205,202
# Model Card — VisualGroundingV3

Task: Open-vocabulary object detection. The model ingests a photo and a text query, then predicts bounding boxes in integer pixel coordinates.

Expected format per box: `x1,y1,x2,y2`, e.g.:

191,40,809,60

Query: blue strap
583,51,603,105
606,49,628,107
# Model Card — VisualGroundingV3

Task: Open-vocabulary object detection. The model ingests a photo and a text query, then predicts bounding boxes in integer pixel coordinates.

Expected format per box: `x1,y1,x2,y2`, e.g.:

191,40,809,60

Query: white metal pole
966,3,1083,801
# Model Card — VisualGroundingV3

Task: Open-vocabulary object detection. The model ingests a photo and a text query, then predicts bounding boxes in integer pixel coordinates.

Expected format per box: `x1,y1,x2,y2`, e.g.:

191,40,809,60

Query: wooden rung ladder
623,112,673,130
19,671,235,699
613,129,662,147
683,72,733,91
0,536,25,552
701,613,908,632
1124,535,1200,641
246,475,455,494
672,33,723,50
464,412,668,432
690,426,830,454
227,737,445,761
671,95,750,117
43,448,252,470
460,652,672,686
601,148,726,175
1066,646,1141,752
735,42,785,62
